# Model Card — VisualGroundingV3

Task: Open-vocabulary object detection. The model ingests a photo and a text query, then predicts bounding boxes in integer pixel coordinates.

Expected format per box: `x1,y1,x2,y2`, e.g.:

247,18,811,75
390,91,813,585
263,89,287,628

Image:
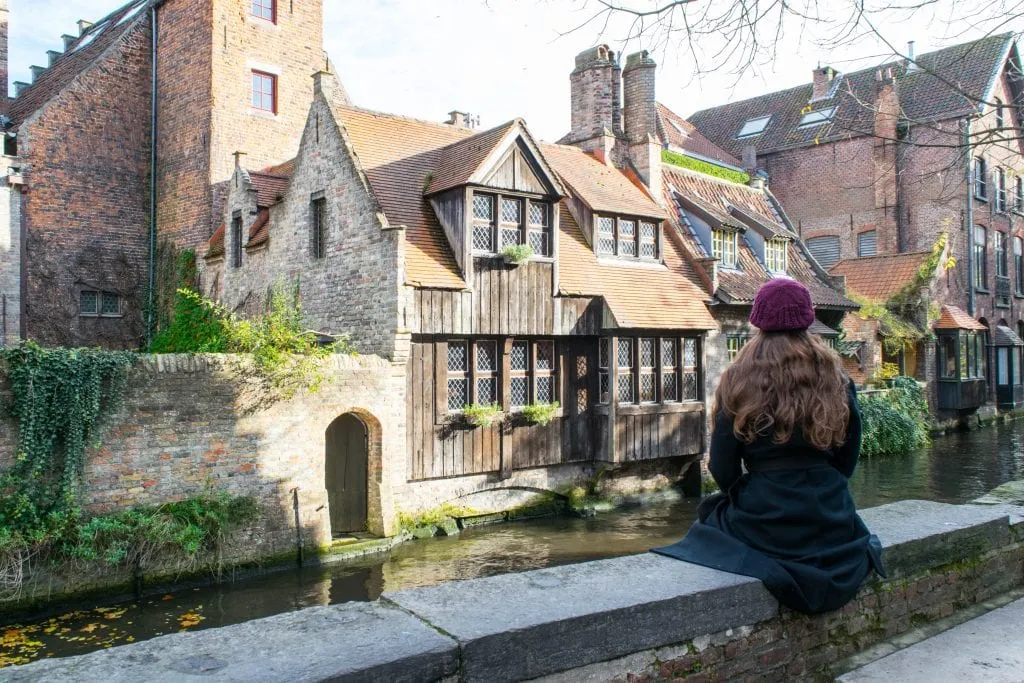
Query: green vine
661,149,751,184
860,377,931,456
0,343,136,546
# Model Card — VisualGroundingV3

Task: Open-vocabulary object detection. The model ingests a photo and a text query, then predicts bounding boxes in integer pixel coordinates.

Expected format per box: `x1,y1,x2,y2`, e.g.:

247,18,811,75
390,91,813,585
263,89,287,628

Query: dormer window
765,238,788,273
471,191,552,257
737,115,771,138
711,229,738,268
595,216,660,260
798,107,835,128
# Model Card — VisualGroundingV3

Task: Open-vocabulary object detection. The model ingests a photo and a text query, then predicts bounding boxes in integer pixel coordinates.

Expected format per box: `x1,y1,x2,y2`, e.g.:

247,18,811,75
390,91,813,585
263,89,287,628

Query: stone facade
0,158,22,346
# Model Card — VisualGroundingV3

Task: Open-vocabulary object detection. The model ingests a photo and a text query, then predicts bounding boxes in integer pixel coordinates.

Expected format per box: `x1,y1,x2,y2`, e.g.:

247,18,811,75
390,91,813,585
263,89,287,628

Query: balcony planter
501,244,533,266
520,401,560,426
462,403,503,428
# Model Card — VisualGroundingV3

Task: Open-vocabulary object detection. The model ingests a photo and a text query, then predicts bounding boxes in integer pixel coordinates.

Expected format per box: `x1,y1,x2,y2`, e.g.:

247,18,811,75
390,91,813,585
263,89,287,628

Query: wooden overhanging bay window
595,215,661,260
598,336,700,406
937,330,987,381
446,338,557,413
472,191,552,257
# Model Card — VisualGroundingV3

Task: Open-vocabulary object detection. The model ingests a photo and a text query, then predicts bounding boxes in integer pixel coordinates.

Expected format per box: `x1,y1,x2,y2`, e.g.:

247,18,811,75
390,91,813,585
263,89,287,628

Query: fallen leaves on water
177,609,205,630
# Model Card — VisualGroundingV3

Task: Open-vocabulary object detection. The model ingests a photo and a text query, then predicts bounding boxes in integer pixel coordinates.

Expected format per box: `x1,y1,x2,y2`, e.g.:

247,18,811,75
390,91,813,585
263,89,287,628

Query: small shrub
868,362,901,387
520,401,560,426
501,244,534,264
860,376,931,456
461,403,503,428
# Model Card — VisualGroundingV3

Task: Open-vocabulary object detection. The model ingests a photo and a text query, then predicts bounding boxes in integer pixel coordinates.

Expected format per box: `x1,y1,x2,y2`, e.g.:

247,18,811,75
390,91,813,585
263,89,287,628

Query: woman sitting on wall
654,278,886,615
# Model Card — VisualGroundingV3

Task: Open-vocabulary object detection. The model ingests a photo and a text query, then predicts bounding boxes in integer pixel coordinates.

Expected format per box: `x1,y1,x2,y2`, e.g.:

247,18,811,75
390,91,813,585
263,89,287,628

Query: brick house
0,0,327,348
689,33,1024,413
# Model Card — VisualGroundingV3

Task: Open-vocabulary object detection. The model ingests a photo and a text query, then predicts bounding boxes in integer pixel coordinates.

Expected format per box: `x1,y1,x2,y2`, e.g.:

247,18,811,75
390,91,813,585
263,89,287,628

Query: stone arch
323,408,388,537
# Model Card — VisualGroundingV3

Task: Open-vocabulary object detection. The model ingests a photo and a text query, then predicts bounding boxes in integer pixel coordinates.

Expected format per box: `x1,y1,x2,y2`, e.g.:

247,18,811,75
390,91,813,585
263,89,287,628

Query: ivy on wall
661,149,751,185
860,377,932,456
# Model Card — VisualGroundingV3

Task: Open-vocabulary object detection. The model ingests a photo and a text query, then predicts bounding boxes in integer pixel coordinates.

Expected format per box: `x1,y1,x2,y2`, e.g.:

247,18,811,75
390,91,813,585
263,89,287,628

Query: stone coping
7,500,1022,683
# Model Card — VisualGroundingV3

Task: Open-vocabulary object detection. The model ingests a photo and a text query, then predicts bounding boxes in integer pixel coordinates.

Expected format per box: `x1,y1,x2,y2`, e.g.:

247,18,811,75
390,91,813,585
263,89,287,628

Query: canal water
2,420,1022,667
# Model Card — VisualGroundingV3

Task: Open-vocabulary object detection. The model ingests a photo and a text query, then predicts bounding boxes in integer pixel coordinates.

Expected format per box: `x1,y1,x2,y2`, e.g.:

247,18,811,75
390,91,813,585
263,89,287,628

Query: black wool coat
653,380,885,615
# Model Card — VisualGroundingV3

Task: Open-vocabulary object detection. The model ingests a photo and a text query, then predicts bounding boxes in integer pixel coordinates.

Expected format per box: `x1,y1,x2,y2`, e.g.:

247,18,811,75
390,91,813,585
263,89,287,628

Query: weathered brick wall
18,20,152,349
206,84,406,360
0,0,8,116
0,162,22,346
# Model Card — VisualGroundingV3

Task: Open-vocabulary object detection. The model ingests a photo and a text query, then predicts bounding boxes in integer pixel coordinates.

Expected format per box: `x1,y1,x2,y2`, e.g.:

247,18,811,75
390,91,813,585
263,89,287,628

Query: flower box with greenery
501,244,534,266
461,403,503,428
520,401,560,426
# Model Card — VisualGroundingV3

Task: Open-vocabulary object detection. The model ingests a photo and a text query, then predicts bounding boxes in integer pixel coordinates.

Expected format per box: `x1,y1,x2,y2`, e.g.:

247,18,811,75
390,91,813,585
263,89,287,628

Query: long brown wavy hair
714,330,849,450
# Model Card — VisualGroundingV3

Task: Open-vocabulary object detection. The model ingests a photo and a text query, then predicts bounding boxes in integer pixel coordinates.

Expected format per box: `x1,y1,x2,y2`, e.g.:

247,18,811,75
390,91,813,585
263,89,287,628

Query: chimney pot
77,20,93,36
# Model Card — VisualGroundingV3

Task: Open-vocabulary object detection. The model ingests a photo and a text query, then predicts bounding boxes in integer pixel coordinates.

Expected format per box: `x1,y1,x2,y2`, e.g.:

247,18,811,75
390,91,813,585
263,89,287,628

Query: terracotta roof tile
829,251,933,301
935,305,987,331
248,172,290,208
541,144,668,219
205,223,225,260
663,166,854,309
334,106,473,289
558,205,715,330
10,0,148,127
247,209,270,248
262,158,296,176
689,33,1014,158
425,120,516,195
656,103,742,167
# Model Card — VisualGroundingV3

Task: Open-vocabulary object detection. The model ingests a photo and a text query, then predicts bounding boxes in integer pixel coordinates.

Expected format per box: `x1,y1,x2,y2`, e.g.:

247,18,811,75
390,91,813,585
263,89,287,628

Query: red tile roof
557,205,715,329
541,144,668,220
206,223,225,260
10,0,148,127
656,103,742,168
262,158,296,176
247,209,270,248
935,305,987,331
425,120,517,195
829,251,933,302
249,172,290,208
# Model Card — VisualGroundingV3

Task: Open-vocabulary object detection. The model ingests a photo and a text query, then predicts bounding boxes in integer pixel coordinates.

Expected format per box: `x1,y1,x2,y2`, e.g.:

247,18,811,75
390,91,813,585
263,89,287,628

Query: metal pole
965,117,975,316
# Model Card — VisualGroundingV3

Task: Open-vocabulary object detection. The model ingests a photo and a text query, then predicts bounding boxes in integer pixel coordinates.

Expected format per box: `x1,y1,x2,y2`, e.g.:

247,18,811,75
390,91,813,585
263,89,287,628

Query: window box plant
520,401,560,426
461,403,503,428
501,244,533,266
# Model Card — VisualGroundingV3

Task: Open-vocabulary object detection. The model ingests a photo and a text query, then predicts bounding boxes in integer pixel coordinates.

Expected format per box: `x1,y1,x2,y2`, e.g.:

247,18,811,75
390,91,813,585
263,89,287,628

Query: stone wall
10,500,1022,681
0,160,22,346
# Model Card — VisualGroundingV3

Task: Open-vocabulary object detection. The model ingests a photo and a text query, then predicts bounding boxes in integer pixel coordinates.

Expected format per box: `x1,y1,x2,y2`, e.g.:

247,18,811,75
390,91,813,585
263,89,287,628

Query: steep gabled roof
656,103,742,168
247,209,271,248
663,166,854,309
557,205,715,329
9,0,149,127
541,144,668,219
424,120,516,195
688,32,1015,158
829,251,933,302
248,170,291,208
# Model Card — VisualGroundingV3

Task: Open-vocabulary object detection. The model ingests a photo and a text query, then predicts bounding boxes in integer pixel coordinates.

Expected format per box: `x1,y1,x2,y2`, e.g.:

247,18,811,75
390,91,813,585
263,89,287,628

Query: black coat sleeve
709,410,744,491
832,379,862,478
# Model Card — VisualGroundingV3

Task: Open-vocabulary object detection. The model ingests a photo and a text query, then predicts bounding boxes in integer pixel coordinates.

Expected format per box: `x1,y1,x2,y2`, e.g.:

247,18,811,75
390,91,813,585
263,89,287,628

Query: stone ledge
3,602,458,683
5,500,1016,682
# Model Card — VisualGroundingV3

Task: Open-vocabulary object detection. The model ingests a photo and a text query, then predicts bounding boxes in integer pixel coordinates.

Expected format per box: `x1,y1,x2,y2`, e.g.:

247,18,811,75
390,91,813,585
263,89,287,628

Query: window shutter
857,231,877,257
807,235,841,268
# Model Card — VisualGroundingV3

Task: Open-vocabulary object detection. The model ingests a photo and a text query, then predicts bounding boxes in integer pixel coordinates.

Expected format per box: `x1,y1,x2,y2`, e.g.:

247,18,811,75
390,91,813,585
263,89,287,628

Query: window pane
80,290,98,315
661,338,676,368
501,198,521,224
683,338,697,369
639,222,657,258
536,376,553,404
617,339,632,368
529,203,548,226
476,377,496,404
477,341,497,372
448,342,467,372
597,216,615,254
639,373,656,402
501,227,521,248
511,376,529,408
511,341,528,371
101,292,120,316
599,338,609,368
662,372,678,402
536,341,554,370
599,372,610,404
940,336,956,378
473,225,494,251
681,371,699,401
473,194,493,220
640,338,655,368
617,373,634,403
448,378,468,411
528,229,548,256
619,220,636,256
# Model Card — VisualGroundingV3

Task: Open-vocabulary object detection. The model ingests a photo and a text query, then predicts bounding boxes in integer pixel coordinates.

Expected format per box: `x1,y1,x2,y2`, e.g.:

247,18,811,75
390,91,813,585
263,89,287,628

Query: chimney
873,66,899,140
811,65,836,101
622,50,657,144
47,50,62,67
611,53,623,136
568,45,616,143
0,0,7,115
446,111,478,129
622,50,662,201
29,65,46,82
77,20,94,36
906,40,919,72
741,145,757,175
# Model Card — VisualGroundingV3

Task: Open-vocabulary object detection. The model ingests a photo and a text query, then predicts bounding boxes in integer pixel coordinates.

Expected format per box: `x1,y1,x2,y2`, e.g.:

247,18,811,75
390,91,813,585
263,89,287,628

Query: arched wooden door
325,414,368,535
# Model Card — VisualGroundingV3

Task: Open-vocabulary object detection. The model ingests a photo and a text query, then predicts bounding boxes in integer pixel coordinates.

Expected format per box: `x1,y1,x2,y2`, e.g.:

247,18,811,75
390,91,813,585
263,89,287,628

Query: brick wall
18,21,152,349
0,0,8,116
0,162,22,345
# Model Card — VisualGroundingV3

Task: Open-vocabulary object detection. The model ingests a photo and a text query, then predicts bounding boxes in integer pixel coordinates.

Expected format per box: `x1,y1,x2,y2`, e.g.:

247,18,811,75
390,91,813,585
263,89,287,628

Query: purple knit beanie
749,278,815,332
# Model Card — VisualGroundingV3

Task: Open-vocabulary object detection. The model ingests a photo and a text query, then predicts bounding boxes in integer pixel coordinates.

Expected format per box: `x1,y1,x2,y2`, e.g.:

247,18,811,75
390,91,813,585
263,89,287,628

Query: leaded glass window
472,193,495,252
682,338,698,401
661,339,677,402
476,340,498,404
500,197,523,248
639,338,656,403
619,220,636,257
598,338,610,404
617,339,633,404
100,292,120,316
639,222,657,259
80,290,121,317
447,342,469,412
80,290,99,316
510,340,529,408
597,216,616,254
535,341,555,404
528,202,551,257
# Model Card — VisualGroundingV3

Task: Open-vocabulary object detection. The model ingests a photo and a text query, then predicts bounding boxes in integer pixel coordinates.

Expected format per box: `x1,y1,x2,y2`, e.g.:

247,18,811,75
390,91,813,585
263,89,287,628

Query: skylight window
736,115,771,138
799,107,836,128
669,119,689,136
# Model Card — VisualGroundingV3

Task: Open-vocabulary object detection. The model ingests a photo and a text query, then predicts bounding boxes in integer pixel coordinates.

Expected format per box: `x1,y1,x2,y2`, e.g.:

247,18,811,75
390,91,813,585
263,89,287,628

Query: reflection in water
2,421,1022,666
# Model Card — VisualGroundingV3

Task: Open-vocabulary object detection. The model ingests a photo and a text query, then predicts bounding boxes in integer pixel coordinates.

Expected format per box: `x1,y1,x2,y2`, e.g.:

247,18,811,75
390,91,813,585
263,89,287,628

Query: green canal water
2,420,1022,667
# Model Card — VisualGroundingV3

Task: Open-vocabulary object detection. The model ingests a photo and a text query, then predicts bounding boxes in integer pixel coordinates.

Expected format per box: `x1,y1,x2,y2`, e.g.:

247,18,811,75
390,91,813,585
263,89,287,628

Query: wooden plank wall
615,410,704,462
429,189,465,272
406,338,596,481
414,263,602,336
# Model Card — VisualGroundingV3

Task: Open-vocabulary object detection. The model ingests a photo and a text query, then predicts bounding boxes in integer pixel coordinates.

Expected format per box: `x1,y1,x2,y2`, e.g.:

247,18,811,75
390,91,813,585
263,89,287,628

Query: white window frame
798,107,836,128
765,238,788,273
737,115,771,138
712,229,738,268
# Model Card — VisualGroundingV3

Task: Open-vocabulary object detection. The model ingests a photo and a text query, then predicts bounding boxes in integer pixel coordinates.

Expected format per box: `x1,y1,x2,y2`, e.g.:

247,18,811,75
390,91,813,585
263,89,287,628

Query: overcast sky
7,1,1010,141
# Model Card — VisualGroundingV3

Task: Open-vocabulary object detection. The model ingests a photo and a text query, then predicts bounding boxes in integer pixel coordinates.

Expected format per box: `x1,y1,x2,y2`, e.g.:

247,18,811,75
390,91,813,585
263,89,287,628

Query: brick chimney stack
569,45,616,143
811,65,836,101
0,0,8,115
622,50,662,201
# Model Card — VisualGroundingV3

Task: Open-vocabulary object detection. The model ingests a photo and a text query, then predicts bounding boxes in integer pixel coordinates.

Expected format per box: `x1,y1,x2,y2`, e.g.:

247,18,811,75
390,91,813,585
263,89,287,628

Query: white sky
7,1,1011,141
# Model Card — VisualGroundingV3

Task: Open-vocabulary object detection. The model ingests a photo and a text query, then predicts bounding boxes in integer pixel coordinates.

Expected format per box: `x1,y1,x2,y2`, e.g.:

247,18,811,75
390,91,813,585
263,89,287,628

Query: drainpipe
147,0,165,349
965,117,975,316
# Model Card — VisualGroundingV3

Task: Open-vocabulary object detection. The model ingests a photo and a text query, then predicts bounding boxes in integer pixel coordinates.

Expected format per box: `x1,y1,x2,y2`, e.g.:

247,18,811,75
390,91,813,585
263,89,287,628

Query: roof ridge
336,104,479,136
432,118,519,154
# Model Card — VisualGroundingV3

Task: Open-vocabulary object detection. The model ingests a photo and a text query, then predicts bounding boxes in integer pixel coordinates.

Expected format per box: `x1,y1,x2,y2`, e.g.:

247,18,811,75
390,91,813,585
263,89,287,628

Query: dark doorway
325,414,368,535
